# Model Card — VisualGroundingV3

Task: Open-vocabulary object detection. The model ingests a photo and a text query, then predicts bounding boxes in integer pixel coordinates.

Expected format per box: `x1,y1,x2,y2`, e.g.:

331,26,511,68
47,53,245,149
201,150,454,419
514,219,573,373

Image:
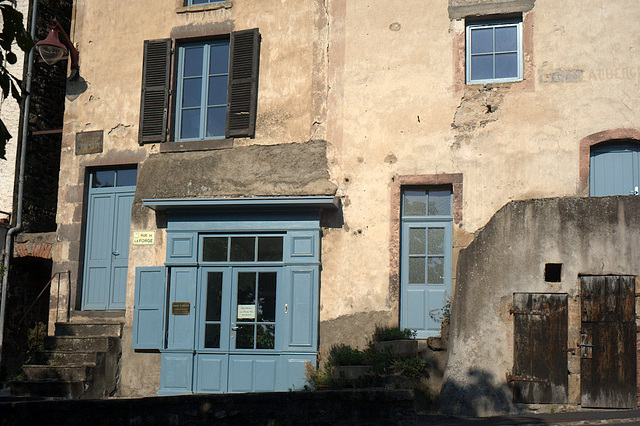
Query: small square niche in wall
545,263,562,283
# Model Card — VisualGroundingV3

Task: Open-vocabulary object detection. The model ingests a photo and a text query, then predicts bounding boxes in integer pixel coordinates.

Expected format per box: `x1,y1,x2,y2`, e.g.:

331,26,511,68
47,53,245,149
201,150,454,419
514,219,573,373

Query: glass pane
207,75,228,106
183,46,203,77
204,324,220,348
409,228,426,255
258,272,277,322
428,228,444,255
180,108,201,139
428,190,452,216
408,257,425,284
182,78,202,108
470,27,493,54
495,26,517,52
209,43,230,75
230,237,255,261
236,324,254,349
116,168,137,187
205,272,223,321
237,272,256,306
192,0,209,4
206,106,226,138
203,237,228,261
256,325,275,349
471,54,493,81
428,257,445,284
495,53,518,79
257,237,283,261
92,170,115,188
403,190,426,216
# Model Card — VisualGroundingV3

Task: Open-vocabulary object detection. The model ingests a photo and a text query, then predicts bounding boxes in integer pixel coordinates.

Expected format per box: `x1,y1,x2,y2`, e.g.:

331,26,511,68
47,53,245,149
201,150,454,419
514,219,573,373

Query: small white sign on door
237,304,256,319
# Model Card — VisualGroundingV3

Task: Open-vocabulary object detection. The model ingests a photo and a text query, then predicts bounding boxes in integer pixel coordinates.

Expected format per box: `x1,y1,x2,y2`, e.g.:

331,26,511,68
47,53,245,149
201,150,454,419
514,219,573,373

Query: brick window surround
388,173,463,307
578,128,640,194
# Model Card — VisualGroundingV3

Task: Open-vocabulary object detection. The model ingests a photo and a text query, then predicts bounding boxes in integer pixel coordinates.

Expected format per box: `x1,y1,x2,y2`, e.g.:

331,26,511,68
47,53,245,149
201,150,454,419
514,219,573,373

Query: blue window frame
175,39,230,141
466,19,522,84
186,0,224,5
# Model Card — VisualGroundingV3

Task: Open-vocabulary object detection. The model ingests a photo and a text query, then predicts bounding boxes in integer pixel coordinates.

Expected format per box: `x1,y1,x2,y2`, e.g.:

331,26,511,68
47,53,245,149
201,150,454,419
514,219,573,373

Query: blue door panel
426,288,446,334
286,267,317,351
254,359,278,392
195,353,227,393
159,352,194,396
281,354,316,391
167,267,197,350
109,193,134,309
405,288,427,330
132,266,166,350
228,355,278,393
228,358,254,392
110,266,128,308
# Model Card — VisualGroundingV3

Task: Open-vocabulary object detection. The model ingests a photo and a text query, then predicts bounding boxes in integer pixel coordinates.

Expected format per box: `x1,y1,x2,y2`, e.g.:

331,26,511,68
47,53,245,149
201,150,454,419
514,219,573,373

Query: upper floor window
466,18,522,84
176,40,230,140
139,29,260,144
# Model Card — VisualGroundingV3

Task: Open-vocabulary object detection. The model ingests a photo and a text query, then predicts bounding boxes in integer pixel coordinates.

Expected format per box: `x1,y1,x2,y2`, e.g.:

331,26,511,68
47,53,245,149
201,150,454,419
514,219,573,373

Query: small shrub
373,325,416,342
429,293,452,325
327,344,366,366
303,361,332,390
392,357,427,379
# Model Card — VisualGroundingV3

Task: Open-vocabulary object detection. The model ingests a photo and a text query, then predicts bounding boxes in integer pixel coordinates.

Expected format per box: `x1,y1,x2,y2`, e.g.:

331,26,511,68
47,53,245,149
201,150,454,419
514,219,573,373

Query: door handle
112,251,119,256
231,326,239,331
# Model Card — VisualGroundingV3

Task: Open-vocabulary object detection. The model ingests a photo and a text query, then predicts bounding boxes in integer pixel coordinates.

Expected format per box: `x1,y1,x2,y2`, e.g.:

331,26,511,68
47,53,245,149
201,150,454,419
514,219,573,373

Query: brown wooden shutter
139,39,172,144
226,29,260,139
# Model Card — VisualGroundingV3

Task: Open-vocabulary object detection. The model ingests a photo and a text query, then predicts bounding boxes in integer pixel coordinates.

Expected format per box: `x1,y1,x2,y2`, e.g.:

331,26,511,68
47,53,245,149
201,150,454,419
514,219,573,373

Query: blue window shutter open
133,266,167,350
226,29,260,138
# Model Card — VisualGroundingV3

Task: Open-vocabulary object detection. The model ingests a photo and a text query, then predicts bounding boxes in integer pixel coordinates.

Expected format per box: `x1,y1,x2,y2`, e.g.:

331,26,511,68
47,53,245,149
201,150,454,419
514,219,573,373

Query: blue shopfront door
82,168,136,310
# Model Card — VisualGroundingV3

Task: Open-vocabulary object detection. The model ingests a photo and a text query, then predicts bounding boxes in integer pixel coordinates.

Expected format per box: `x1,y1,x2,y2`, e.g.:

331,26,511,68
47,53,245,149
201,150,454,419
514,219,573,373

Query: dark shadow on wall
438,369,521,417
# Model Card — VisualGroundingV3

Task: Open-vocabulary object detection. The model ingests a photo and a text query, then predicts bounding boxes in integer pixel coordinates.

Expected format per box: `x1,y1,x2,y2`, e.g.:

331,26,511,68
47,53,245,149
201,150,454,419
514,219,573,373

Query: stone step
35,350,101,366
22,364,94,382
55,322,122,338
43,336,118,352
9,380,85,399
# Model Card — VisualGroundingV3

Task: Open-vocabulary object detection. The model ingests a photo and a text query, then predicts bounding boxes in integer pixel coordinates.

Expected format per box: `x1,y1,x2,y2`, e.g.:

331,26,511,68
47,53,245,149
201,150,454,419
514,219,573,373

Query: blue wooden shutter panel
139,39,172,143
226,29,260,138
133,267,166,350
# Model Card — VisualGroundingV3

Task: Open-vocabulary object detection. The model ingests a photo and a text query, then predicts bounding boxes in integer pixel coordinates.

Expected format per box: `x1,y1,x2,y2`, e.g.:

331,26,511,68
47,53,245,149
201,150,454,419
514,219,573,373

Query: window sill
159,139,233,153
176,1,232,14
465,79,524,88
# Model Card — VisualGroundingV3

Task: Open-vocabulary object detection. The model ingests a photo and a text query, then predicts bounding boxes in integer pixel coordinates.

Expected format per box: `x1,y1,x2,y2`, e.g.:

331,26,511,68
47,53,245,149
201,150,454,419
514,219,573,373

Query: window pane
257,237,283,261
183,46,204,77
205,272,223,321
210,43,230,75
408,257,425,284
203,237,228,261
207,106,227,138
495,53,518,79
236,324,254,349
180,108,201,139
258,272,276,322
204,324,220,348
495,26,517,52
208,75,228,106
237,272,256,306
428,190,452,216
182,78,202,108
92,170,115,188
403,190,426,216
428,228,444,255
428,257,444,284
230,237,255,261
257,325,275,349
470,27,493,54
471,54,493,81
116,168,137,187
409,228,426,255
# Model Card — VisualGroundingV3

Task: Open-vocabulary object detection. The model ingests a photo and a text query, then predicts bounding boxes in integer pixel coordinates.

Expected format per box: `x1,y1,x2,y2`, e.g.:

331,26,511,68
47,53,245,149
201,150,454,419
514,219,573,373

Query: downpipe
0,0,39,375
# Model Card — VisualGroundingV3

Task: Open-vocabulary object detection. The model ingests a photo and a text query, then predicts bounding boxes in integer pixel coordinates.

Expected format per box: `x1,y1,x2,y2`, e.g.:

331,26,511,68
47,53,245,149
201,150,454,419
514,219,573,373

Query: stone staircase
10,322,122,399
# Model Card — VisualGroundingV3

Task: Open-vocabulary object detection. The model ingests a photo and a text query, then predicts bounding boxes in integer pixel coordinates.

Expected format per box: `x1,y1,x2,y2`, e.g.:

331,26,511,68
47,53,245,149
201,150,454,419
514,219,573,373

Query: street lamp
35,18,79,78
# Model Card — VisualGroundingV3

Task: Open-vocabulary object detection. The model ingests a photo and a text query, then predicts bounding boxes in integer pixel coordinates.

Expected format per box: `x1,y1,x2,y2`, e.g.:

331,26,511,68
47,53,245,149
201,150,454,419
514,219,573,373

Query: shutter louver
226,29,260,138
139,39,172,144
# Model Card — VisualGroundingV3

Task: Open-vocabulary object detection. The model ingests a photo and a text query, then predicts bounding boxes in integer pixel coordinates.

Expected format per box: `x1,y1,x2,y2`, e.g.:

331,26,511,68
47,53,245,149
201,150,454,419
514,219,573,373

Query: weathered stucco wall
440,196,640,416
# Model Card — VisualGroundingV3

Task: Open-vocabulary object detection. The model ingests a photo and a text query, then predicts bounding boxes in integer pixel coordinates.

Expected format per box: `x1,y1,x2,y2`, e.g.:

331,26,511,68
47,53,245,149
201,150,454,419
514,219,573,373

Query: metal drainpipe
0,0,39,374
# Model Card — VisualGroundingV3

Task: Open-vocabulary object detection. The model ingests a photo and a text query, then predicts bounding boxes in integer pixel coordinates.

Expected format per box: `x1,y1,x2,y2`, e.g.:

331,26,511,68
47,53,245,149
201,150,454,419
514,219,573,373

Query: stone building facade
44,0,640,407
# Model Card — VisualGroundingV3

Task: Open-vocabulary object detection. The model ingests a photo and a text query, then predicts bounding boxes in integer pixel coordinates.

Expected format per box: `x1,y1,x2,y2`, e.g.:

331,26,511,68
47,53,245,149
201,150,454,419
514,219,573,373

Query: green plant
327,344,366,366
373,325,416,342
429,293,452,324
27,321,46,352
392,357,427,379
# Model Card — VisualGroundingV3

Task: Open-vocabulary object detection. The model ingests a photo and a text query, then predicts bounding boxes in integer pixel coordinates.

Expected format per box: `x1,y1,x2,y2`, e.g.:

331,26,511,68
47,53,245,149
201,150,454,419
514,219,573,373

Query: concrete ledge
0,389,416,425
